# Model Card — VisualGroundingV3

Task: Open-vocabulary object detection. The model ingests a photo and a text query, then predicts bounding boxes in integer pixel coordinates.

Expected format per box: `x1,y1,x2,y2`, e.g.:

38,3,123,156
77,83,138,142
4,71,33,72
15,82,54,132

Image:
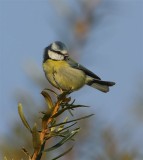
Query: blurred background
0,0,143,159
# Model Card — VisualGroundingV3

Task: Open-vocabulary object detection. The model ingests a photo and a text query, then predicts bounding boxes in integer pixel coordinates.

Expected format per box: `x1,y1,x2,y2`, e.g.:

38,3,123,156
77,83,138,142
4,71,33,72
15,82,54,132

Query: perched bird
43,41,115,93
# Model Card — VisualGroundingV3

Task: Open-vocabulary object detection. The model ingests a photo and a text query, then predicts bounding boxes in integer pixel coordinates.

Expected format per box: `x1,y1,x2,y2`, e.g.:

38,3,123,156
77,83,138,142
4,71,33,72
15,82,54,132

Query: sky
0,0,143,158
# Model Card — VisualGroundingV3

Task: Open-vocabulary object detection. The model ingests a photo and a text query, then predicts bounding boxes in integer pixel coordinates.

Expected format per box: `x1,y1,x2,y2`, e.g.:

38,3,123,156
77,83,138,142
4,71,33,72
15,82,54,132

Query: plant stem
31,99,61,160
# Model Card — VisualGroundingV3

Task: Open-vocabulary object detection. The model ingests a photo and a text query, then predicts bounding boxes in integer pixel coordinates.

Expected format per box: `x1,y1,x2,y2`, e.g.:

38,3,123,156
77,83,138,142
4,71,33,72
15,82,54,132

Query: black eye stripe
50,49,68,56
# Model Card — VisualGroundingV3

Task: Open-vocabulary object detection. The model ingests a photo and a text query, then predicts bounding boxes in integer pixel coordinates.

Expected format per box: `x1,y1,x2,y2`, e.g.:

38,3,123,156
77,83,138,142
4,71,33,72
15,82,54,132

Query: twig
31,94,65,160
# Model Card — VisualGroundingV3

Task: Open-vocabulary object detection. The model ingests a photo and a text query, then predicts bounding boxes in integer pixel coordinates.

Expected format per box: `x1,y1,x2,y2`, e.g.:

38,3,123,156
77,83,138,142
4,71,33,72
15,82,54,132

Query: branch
18,89,94,160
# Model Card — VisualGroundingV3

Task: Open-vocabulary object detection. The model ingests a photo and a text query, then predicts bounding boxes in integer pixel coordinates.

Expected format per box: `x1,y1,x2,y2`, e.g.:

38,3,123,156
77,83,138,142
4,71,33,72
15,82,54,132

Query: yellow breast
43,59,86,91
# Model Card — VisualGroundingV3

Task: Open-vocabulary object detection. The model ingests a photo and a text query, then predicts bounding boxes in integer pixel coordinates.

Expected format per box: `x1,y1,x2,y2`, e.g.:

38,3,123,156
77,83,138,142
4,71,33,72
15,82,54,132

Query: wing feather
66,58,101,80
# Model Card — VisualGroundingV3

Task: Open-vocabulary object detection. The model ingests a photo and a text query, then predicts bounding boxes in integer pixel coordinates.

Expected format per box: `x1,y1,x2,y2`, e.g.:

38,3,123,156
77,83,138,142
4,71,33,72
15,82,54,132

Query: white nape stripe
52,43,59,51
52,43,67,55
48,50,64,60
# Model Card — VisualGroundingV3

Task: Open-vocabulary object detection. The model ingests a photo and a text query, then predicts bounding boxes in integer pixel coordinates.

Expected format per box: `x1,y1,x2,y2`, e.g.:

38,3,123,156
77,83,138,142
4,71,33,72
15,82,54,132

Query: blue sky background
0,0,143,158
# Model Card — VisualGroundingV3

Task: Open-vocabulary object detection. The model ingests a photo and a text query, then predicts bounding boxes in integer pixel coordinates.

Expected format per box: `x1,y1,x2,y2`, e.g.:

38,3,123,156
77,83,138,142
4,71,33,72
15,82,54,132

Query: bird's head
43,41,69,62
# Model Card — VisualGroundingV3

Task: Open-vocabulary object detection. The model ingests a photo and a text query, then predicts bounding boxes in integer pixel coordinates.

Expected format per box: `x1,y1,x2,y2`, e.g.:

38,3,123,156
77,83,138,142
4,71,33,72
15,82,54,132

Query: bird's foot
57,91,71,103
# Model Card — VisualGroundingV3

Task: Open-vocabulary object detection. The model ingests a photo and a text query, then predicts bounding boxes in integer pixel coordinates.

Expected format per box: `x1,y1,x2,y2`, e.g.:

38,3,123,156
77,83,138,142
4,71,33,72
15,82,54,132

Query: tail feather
86,78,115,93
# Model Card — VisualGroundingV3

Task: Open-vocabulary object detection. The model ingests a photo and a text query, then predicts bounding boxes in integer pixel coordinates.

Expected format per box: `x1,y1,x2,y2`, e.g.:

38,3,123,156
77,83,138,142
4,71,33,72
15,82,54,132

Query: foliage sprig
18,89,94,160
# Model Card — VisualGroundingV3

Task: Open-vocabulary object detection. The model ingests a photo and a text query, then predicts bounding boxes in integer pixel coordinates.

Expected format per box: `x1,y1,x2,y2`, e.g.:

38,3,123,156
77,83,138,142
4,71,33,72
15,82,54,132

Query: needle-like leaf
51,114,94,127
32,123,41,150
52,105,90,118
44,128,79,152
43,88,58,97
41,90,54,109
52,147,73,160
18,103,32,132
57,122,77,133
22,147,31,158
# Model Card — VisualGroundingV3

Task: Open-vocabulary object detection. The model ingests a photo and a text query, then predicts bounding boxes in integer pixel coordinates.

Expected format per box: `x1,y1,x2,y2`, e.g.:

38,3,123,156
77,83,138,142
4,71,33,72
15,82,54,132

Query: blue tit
43,41,115,93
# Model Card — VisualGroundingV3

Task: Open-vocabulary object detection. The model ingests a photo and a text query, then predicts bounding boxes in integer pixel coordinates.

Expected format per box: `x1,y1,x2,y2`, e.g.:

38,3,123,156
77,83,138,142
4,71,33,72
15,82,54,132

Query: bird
43,41,115,93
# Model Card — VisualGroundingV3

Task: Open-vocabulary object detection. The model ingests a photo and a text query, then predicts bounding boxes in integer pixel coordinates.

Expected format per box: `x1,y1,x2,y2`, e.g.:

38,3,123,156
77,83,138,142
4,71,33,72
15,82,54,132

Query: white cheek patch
48,50,64,60
61,50,67,55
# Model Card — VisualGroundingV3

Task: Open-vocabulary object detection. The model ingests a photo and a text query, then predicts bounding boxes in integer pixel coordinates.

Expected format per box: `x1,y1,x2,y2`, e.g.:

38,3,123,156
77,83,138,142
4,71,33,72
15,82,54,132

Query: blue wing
66,57,101,80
